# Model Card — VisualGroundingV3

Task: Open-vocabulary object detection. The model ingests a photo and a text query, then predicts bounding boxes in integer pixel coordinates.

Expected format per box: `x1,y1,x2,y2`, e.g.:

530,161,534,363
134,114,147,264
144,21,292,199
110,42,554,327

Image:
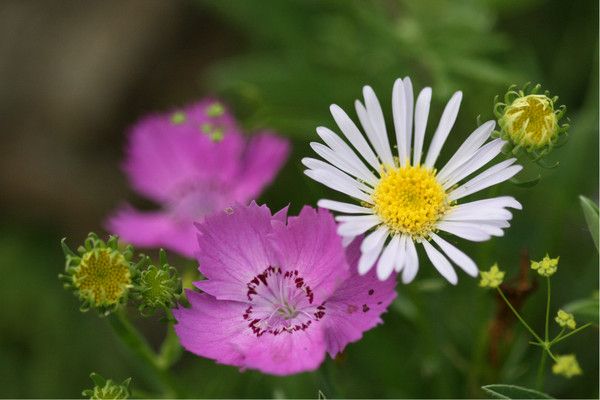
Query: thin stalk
109,309,178,398
496,288,544,344
544,277,551,343
536,346,547,390
551,323,593,345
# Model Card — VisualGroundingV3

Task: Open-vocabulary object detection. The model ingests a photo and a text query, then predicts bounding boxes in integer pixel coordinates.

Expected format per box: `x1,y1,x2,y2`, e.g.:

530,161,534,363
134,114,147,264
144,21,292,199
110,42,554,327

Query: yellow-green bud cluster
552,354,582,378
60,233,134,315
132,249,182,316
493,83,568,161
479,264,505,289
530,254,559,277
82,372,131,400
555,309,577,330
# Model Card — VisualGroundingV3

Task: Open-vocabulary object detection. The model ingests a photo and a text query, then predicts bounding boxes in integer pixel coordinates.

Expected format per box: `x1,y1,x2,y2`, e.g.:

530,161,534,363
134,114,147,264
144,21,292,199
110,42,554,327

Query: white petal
355,99,393,168
377,235,400,280
316,126,379,185
301,152,375,193
403,77,414,164
436,120,495,182
422,240,458,285
362,86,394,166
358,233,387,275
392,78,409,165
448,164,522,201
330,104,380,171
424,91,462,168
452,196,522,211
337,215,380,237
361,226,389,253
304,169,371,203
395,234,407,272
438,220,504,237
444,207,513,221
430,233,478,277
437,221,492,242
317,199,373,214
302,156,374,194
413,87,432,166
402,238,419,283
442,138,506,189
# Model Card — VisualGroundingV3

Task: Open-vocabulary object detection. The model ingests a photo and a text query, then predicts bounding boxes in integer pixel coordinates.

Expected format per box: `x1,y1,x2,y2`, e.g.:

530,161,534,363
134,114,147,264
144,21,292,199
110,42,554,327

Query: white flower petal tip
306,77,522,285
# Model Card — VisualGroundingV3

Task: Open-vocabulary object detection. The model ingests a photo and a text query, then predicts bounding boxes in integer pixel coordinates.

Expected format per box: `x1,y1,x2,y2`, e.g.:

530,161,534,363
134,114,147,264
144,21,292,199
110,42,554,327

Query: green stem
109,310,178,398
551,323,592,345
544,277,551,342
536,350,547,390
496,288,544,344
156,310,183,370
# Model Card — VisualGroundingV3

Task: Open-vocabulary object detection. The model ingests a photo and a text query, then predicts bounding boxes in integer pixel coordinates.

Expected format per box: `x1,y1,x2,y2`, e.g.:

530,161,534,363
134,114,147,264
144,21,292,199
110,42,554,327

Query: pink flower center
242,266,326,336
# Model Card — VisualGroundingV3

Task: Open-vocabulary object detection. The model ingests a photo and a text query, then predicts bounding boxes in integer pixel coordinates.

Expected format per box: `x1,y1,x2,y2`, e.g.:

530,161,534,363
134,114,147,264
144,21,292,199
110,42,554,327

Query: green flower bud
555,309,577,330
82,372,131,400
493,83,568,161
206,101,225,117
132,249,181,316
530,254,559,277
552,354,582,378
60,233,134,315
479,264,505,289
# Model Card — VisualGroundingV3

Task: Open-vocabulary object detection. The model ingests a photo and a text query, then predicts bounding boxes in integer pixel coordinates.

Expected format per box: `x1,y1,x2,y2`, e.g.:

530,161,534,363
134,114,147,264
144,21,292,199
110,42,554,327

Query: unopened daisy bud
530,254,559,277
60,233,134,315
555,309,577,330
132,249,181,316
82,372,131,400
479,264,505,288
494,83,568,158
552,354,582,378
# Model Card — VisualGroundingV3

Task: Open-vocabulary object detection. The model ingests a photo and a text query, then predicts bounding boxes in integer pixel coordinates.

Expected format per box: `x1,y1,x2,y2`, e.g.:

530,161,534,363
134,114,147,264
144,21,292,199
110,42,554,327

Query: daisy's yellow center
501,95,558,148
372,165,448,237
73,249,131,307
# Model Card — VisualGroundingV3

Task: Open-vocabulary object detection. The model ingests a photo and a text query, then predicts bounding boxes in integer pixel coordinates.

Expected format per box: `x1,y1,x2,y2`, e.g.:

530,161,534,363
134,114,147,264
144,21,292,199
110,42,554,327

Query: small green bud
206,101,225,117
132,249,181,316
479,264,505,289
530,254,559,277
170,111,186,125
555,309,577,330
210,128,224,142
552,354,582,378
82,372,131,399
493,83,568,161
60,233,134,316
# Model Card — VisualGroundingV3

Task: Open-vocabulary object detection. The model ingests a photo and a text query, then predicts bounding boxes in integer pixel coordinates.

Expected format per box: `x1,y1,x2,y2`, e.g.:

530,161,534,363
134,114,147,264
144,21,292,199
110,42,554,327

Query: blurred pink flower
173,203,396,376
107,99,289,258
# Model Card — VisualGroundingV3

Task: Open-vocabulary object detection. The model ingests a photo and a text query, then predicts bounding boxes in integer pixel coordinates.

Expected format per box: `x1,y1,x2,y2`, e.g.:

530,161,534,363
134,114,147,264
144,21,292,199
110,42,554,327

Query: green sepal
82,372,132,400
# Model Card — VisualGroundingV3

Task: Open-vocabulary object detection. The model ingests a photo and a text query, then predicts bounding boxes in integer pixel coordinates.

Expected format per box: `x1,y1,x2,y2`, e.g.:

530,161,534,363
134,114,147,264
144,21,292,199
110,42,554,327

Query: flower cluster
479,264,505,288
61,233,181,316
552,355,582,378
107,99,289,258
555,309,576,330
531,254,559,277
173,203,396,375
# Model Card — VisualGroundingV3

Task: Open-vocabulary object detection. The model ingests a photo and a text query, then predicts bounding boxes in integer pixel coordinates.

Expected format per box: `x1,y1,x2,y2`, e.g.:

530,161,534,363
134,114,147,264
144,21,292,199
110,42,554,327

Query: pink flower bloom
106,99,289,258
173,203,396,376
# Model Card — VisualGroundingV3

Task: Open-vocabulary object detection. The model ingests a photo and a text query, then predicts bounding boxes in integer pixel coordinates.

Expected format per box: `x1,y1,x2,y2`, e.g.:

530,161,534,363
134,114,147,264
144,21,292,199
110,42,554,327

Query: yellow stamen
372,165,448,237
501,95,558,148
73,249,131,307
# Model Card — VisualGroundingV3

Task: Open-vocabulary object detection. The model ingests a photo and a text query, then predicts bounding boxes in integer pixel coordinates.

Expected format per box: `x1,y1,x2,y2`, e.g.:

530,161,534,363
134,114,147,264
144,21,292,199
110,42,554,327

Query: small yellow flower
552,354,582,378
479,264,505,289
555,309,577,330
530,254,559,277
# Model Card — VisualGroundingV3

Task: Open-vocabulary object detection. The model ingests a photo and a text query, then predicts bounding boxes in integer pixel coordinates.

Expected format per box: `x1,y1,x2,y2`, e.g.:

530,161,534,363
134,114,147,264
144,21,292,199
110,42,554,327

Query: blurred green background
0,0,597,398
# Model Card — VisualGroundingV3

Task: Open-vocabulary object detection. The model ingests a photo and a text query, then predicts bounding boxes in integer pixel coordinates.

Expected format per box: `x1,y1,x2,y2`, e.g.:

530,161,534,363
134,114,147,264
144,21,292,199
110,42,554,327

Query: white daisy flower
303,77,522,284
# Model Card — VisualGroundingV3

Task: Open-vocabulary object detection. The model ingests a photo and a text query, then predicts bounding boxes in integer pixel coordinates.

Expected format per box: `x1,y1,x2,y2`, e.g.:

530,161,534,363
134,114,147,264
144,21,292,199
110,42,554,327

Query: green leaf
563,291,599,323
481,384,553,399
579,195,599,251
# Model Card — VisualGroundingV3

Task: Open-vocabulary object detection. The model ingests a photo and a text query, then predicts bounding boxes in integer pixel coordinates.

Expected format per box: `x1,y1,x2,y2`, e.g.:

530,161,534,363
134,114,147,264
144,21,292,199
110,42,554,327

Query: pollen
73,248,131,307
501,95,558,149
372,165,448,237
